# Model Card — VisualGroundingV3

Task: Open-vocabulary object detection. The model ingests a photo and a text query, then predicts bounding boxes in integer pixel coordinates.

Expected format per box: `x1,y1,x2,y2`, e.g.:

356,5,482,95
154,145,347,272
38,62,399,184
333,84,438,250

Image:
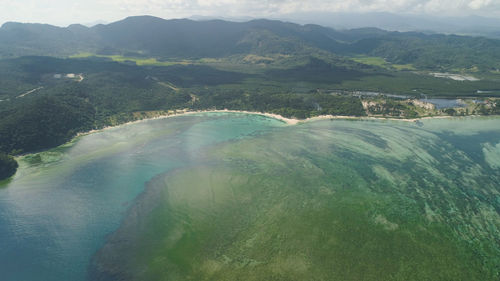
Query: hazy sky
1,0,499,26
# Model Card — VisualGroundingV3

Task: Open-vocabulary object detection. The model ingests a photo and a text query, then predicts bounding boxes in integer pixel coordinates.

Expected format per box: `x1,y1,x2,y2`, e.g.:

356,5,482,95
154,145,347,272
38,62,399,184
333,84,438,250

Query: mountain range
1,15,500,71
275,12,500,38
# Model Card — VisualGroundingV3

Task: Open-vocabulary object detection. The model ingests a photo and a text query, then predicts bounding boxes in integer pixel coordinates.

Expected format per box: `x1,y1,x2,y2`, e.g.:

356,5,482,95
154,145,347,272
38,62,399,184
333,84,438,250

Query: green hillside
2,16,500,71
1,17,500,179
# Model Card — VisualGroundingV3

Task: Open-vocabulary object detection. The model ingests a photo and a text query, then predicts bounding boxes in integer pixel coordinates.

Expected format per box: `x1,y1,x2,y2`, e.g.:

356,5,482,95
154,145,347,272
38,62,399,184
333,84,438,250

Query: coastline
14,110,493,171
76,109,486,138
302,114,461,123
75,109,300,138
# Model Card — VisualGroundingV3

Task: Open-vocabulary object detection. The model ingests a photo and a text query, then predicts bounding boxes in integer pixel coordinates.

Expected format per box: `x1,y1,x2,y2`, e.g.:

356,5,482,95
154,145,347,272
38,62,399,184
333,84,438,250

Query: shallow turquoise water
1,114,500,281
0,113,284,281
90,115,500,280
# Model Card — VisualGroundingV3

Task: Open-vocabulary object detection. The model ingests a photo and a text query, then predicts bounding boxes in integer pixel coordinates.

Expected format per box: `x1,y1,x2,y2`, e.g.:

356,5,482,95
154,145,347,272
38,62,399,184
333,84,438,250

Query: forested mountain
2,16,500,71
0,16,367,58
280,12,500,39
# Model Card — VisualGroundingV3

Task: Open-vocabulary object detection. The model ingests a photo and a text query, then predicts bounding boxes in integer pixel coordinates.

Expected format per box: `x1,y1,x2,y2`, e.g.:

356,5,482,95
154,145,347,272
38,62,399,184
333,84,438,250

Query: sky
1,0,500,26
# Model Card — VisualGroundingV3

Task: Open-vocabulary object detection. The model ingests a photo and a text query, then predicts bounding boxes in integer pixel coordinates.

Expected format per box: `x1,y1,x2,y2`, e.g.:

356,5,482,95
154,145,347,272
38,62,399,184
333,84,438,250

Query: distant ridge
1,15,500,71
0,16,386,58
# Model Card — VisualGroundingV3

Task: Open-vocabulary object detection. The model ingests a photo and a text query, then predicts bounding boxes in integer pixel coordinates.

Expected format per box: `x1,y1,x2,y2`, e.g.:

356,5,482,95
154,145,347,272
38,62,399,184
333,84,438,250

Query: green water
90,116,500,281
0,113,284,281
1,114,499,281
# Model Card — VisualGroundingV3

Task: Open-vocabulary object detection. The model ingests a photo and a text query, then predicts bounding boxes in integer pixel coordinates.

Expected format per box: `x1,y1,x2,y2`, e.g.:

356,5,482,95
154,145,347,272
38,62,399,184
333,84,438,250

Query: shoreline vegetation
76,109,482,137
9,109,497,157
3,109,498,182
0,152,18,181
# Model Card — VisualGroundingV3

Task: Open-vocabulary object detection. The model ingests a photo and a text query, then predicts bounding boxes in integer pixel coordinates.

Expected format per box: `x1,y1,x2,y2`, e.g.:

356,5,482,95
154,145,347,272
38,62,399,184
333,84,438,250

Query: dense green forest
0,55,499,156
1,17,500,179
2,16,500,71
0,152,17,180
0,56,368,156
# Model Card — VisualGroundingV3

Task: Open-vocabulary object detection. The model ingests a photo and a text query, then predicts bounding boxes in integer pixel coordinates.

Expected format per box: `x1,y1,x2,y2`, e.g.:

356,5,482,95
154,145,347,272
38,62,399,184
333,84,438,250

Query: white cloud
469,0,493,10
1,0,500,26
